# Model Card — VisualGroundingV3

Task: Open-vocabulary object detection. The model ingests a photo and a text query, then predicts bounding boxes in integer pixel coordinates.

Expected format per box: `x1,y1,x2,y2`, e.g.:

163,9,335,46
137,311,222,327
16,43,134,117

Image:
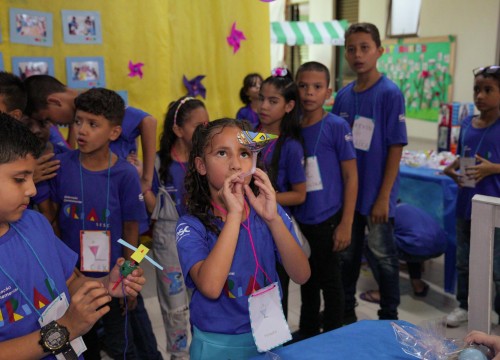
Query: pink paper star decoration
183,75,206,99
128,61,144,79
226,22,246,54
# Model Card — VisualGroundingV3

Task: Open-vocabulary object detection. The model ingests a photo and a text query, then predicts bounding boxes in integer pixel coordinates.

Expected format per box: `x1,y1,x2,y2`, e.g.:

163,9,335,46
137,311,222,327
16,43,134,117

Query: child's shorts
190,326,260,359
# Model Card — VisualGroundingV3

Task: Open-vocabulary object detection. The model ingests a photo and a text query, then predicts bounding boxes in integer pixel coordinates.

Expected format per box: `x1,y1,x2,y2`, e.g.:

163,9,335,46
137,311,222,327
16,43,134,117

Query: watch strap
61,345,79,360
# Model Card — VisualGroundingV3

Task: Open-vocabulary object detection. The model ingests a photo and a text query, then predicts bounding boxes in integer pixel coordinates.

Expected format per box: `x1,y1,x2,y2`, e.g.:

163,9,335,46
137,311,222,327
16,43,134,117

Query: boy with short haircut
44,88,150,358
0,113,145,359
0,71,26,120
24,75,157,194
293,61,358,339
332,22,408,322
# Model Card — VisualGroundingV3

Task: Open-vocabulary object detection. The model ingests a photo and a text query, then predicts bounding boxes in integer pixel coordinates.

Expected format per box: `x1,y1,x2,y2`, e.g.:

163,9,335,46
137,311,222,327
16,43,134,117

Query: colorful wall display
378,36,456,122
11,56,55,79
9,8,53,46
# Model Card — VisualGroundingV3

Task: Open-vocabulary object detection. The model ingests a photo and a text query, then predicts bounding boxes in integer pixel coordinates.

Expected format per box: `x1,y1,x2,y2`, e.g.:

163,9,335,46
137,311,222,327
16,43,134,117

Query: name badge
352,116,375,151
38,292,87,358
80,230,111,272
305,156,323,192
248,282,291,352
460,157,476,188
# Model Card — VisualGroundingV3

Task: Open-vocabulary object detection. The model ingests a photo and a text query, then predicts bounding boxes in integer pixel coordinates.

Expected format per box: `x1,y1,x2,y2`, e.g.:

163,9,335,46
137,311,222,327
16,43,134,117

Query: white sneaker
446,307,468,327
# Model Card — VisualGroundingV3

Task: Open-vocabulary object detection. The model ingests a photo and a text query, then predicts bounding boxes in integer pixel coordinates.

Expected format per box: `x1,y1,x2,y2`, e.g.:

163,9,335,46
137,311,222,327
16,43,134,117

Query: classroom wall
359,0,500,144
0,0,270,144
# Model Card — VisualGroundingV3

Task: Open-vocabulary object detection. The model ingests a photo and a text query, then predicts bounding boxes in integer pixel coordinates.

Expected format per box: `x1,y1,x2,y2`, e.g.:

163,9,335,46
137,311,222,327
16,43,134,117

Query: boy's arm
138,115,157,193
444,157,463,186
276,182,306,207
122,221,140,260
333,158,358,252
371,144,403,224
469,154,500,183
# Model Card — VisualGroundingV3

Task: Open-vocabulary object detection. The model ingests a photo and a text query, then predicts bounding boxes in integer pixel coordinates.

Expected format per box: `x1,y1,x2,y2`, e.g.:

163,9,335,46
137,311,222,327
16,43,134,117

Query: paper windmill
237,131,278,177
128,60,144,79
226,22,246,54
183,75,206,99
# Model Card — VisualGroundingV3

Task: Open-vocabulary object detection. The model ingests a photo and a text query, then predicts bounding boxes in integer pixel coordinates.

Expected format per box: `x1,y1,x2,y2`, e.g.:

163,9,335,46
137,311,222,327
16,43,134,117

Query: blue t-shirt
293,113,356,224
455,115,500,219
176,205,297,334
152,156,188,216
0,210,79,360
49,125,70,149
109,106,149,159
236,104,260,130
332,76,408,217
49,150,148,277
261,138,306,216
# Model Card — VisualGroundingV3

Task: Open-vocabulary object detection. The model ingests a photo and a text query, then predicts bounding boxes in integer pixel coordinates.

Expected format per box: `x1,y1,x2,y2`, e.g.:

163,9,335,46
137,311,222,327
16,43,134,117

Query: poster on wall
66,56,105,88
377,36,456,122
9,8,53,47
12,57,55,80
61,10,102,44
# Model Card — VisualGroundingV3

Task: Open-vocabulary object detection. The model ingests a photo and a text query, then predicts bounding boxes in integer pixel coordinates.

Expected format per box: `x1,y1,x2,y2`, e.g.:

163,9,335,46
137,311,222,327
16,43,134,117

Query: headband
271,67,288,77
173,97,195,126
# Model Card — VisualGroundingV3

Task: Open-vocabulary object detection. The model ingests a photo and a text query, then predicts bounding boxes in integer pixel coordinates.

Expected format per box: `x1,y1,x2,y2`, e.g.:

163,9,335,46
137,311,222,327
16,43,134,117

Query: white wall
359,0,500,144
308,0,335,80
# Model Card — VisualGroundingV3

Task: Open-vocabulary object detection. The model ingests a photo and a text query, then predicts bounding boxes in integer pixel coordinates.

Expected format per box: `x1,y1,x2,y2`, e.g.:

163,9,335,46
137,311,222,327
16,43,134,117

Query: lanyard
171,146,187,173
0,224,61,318
79,151,111,230
210,201,272,291
354,84,380,121
304,112,327,157
460,118,498,157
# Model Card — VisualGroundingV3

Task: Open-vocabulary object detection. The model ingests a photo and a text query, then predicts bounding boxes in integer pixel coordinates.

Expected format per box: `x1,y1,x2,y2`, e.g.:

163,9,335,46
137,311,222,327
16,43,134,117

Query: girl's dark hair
158,96,206,184
260,72,304,188
239,73,263,105
185,118,252,235
344,22,382,48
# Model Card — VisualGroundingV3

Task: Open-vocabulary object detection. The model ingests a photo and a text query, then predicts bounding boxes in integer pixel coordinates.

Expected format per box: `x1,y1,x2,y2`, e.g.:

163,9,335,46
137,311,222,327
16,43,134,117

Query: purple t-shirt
49,150,148,277
261,137,306,215
0,210,79,359
236,104,260,130
49,125,70,149
176,205,297,334
332,75,408,217
152,156,188,216
109,106,149,158
293,113,356,224
456,115,500,219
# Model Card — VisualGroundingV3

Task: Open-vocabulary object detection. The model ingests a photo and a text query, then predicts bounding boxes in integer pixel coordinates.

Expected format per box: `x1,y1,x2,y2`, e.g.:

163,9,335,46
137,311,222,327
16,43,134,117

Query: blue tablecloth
399,165,458,293
251,320,415,359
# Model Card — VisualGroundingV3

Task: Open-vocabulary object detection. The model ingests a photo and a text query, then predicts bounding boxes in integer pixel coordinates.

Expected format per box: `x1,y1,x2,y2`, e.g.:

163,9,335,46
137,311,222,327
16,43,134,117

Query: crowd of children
1,19,500,359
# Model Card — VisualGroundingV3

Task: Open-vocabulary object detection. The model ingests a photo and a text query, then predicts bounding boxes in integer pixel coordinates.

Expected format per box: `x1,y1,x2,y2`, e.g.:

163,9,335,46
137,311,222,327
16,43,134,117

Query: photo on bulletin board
61,10,102,44
12,57,55,80
66,57,105,88
9,8,53,47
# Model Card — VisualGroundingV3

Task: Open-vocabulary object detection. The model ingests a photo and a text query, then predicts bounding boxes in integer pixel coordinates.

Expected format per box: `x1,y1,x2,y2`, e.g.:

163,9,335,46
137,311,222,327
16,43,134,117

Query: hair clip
173,97,195,126
271,67,288,77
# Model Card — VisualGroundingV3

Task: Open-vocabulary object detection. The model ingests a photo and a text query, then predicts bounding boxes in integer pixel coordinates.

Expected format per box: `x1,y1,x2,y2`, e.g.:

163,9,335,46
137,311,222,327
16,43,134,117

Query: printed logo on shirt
399,114,406,122
223,275,262,299
139,193,144,202
339,112,349,119
345,133,353,142
0,279,57,327
62,204,110,228
176,223,190,243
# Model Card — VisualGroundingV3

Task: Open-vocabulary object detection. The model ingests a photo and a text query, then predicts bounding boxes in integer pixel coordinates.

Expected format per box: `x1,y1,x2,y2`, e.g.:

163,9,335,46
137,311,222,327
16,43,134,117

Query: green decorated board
378,36,456,122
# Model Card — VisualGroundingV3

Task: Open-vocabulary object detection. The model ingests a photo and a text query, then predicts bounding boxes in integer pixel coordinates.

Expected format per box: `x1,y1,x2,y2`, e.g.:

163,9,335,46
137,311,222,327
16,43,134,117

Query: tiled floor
106,254,500,359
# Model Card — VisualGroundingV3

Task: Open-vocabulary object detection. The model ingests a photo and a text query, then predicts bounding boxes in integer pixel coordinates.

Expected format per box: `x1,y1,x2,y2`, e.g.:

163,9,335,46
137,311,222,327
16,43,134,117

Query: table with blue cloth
399,165,458,293
251,320,416,359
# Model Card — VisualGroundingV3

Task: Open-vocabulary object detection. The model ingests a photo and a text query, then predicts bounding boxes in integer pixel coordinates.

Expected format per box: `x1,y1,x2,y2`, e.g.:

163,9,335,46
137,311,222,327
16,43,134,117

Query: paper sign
131,244,149,263
352,116,375,151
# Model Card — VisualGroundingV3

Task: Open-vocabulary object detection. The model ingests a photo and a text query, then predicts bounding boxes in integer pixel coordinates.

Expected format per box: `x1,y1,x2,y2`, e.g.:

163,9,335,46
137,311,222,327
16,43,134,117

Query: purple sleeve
284,140,306,185
119,163,148,223
384,88,408,146
336,118,356,161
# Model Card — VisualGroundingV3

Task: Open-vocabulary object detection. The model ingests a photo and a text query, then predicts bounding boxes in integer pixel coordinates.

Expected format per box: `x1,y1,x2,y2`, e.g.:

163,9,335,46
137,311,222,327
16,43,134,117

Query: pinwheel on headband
271,67,288,77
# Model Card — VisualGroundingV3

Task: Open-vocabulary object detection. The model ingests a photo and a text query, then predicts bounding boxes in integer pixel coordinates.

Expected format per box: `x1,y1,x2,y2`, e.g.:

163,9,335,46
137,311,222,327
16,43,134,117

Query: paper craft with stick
237,130,278,178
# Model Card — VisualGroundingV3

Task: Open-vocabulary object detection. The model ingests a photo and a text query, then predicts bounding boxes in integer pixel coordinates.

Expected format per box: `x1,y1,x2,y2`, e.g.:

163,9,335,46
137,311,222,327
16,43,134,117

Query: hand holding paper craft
113,239,163,290
237,130,278,178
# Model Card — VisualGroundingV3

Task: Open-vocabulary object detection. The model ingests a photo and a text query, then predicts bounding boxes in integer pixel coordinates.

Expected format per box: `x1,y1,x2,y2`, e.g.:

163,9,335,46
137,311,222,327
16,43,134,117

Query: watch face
45,328,66,350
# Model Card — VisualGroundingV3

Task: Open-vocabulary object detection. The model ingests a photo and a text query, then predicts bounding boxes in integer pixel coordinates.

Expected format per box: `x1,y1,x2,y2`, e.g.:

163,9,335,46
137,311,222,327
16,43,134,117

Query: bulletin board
377,36,456,122
0,0,271,147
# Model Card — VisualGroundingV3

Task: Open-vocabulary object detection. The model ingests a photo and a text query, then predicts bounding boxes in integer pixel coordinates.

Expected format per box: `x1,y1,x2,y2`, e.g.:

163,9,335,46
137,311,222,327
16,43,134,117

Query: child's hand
33,152,60,184
244,168,278,223
333,221,352,252
370,197,389,224
464,331,500,359
467,155,499,183
218,172,246,216
444,158,464,186
108,258,145,298
127,152,143,178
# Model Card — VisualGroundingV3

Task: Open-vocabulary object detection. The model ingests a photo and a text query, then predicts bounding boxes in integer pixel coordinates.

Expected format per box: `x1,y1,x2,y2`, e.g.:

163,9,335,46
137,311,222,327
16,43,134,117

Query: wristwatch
39,321,78,360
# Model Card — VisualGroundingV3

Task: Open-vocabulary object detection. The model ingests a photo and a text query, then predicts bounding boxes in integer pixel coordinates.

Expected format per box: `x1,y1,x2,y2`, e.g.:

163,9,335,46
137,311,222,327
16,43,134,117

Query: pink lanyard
171,146,187,173
211,201,272,291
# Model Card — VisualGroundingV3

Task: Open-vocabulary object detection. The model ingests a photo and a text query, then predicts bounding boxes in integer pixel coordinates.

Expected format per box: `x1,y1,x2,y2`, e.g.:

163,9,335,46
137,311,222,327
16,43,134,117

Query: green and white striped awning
271,20,349,46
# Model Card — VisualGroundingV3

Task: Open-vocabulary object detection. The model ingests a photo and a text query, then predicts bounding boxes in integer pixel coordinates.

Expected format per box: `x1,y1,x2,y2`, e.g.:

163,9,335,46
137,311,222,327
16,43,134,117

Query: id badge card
460,157,476,188
352,115,375,151
38,292,87,358
80,230,111,272
248,282,291,352
305,156,323,192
